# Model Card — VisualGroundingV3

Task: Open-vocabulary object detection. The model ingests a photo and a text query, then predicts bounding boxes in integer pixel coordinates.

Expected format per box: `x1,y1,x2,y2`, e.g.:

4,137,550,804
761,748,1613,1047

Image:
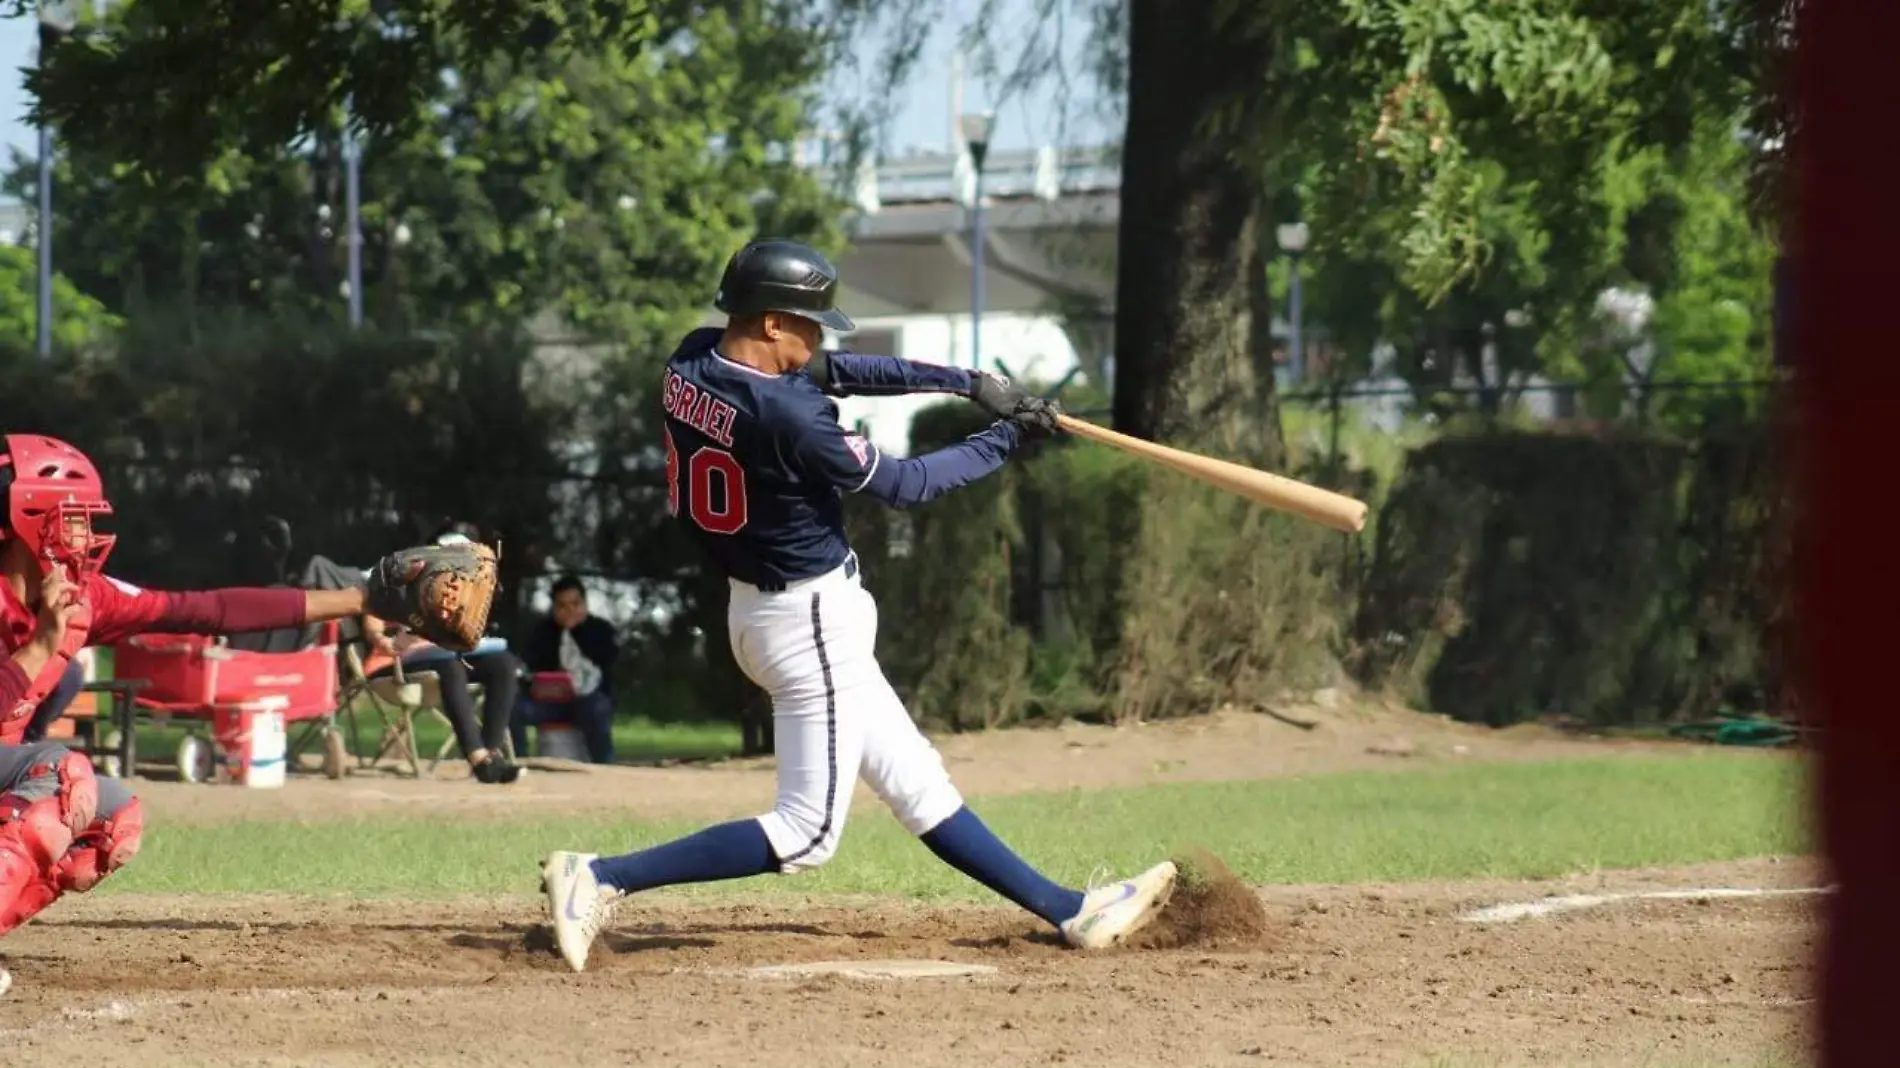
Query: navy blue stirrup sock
920,806,1086,926
589,819,778,894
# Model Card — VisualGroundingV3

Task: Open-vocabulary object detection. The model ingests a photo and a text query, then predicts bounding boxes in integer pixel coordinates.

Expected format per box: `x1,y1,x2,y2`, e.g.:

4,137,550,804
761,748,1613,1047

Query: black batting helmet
713,239,856,333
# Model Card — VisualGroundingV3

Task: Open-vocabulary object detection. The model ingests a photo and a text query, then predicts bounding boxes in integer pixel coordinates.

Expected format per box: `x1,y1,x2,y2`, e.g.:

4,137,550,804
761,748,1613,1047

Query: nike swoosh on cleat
561,859,589,922
1079,883,1138,929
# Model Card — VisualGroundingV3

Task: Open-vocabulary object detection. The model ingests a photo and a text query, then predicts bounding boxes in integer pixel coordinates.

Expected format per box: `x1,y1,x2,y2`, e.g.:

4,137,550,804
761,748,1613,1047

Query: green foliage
1642,123,1780,428
0,0,1795,745
9,1,842,348
0,312,564,624
10,1,855,182
935,0,1783,437
1351,424,1790,727
1279,12,1776,413
0,245,120,349
850,402,1033,731
1110,477,1343,723
4,3,844,705
843,399,1340,730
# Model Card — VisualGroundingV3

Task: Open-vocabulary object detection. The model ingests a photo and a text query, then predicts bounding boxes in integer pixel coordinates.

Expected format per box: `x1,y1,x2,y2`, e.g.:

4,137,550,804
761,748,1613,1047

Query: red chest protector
0,601,92,745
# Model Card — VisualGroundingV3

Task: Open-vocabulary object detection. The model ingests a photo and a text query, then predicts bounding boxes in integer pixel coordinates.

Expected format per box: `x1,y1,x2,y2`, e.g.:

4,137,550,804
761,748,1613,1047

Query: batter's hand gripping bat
1052,413,1369,534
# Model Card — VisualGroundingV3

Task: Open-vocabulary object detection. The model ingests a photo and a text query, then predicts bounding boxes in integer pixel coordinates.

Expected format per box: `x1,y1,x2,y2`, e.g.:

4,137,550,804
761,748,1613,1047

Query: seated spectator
367,520,523,783
359,613,522,783
19,659,86,743
512,574,617,764
228,519,523,785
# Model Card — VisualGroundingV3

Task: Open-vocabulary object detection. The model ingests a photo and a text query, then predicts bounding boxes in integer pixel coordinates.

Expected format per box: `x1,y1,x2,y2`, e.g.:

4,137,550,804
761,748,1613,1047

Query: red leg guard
42,750,98,839
0,797,74,871
55,796,143,894
0,864,57,935
0,810,65,936
0,749,99,841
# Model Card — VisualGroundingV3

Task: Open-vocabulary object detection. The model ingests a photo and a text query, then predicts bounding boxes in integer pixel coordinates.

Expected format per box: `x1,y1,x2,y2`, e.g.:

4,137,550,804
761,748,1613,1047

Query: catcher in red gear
0,433,492,996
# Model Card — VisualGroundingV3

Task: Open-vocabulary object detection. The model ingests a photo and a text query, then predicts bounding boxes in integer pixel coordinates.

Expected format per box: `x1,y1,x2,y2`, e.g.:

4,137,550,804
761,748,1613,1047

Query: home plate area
739,959,999,980
0,858,1815,1068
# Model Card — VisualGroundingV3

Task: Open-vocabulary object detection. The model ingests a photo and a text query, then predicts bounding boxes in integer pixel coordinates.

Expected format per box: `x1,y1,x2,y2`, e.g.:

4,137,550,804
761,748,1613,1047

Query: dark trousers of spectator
511,691,615,765
21,660,86,742
379,651,520,762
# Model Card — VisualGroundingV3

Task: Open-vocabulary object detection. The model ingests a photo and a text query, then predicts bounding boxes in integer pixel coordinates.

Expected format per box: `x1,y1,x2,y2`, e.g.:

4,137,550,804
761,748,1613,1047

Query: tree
955,0,1787,447
12,0,1793,453
11,1,840,348
0,245,120,350
9,1,850,739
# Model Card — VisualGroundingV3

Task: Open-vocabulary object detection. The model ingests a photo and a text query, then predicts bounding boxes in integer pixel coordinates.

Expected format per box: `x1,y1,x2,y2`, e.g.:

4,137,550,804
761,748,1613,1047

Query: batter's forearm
810,351,973,398
860,422,1020,508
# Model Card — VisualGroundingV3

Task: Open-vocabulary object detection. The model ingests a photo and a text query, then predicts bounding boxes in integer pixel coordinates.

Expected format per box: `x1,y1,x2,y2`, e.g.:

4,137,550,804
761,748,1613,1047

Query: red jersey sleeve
86,575,309,645
85,574,173,645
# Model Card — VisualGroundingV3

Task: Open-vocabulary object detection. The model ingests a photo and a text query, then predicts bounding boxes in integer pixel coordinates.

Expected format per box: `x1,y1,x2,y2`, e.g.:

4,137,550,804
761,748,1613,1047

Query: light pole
959,111,993,372
343,99,363,329
1276,222,1310,384
35,2,77,358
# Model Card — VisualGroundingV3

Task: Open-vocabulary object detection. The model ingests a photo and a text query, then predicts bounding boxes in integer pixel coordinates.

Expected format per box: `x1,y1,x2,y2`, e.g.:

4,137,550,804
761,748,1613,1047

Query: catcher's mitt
364,541,499,652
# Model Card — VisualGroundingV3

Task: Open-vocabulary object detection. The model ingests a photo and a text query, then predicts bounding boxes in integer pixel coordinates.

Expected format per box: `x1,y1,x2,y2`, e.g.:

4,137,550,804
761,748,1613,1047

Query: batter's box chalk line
734,959,999,981
1458,885,1835,924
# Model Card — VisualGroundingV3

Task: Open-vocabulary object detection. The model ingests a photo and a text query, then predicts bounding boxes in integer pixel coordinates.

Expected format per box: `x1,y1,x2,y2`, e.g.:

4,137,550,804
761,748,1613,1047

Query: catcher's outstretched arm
85,575,361,646
305,587,369,623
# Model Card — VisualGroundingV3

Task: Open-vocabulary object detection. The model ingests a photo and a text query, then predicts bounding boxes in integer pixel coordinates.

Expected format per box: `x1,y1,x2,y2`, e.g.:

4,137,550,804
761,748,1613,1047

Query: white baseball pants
728,557,964,873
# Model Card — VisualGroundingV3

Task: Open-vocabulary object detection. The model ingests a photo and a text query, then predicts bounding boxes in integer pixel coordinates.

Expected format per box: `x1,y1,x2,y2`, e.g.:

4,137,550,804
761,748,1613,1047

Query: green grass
107,751,1807,900
121,711,744,767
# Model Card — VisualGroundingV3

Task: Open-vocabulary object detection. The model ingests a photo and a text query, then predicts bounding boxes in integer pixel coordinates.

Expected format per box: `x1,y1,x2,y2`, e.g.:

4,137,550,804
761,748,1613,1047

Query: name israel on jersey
661,369,740,447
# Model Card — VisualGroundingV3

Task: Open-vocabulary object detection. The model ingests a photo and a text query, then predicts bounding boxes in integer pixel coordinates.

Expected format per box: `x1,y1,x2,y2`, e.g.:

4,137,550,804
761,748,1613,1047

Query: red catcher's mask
0,434,116,582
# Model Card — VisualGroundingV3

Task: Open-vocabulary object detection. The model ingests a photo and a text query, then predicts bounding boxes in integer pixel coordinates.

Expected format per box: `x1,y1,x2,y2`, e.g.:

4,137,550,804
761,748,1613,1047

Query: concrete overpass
828,145,1120,324
681,144,1125,415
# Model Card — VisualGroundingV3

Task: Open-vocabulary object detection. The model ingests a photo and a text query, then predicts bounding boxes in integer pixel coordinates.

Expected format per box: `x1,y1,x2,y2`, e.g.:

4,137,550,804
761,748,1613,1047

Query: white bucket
214,695,290,788
537,723,590,763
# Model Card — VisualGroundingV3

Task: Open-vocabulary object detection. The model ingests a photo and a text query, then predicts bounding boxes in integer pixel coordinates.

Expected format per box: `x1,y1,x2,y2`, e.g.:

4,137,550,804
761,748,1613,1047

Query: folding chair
340,646,517,776
338,644,442,778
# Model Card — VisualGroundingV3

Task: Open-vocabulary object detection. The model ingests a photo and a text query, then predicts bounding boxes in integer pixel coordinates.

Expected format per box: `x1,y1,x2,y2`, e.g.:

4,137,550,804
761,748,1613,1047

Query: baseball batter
0,434,498,996
542,240,1177,971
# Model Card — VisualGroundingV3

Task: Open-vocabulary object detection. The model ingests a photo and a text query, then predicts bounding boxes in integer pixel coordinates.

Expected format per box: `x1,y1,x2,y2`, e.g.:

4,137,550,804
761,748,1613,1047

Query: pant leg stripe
779,591,838,865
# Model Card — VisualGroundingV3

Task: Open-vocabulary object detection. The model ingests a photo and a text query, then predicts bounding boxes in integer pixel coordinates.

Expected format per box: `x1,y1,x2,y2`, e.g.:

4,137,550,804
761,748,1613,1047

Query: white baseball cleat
1059,860,1179,950
0,964,11,998
541,851,621,973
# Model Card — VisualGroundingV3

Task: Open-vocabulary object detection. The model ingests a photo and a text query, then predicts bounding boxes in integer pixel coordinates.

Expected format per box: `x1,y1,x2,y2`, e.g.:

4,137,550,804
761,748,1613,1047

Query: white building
784,144,1120,455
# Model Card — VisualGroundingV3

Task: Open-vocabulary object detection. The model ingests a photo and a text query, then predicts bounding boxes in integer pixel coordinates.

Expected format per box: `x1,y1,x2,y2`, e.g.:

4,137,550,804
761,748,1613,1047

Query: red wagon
108,621,349,782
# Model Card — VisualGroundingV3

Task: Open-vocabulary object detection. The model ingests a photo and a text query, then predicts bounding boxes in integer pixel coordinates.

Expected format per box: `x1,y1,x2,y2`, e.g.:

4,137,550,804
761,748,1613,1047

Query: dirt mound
1130,847,1275,950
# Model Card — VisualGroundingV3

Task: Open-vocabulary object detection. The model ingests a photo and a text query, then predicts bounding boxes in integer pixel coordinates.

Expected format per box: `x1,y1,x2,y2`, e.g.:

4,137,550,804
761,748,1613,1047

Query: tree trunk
1110,1,1281,465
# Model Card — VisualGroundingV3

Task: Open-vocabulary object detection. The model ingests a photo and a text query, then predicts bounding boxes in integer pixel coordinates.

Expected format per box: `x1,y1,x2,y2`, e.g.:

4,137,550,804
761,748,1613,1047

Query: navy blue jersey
661,327,1024,589
661,329,876,587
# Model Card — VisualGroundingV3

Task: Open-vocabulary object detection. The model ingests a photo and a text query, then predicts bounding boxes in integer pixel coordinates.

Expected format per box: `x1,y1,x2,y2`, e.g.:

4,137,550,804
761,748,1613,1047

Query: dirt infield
0,856,1817,1068
0,702,1813,1065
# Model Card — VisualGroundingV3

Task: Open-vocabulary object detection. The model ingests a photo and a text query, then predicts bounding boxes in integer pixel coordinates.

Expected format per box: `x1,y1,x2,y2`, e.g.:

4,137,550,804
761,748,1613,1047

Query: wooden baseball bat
1053,413,1369,534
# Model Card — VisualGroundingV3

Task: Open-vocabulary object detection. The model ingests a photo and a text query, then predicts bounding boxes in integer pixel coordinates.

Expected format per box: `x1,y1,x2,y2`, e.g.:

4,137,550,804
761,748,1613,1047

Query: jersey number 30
665,428,749,535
